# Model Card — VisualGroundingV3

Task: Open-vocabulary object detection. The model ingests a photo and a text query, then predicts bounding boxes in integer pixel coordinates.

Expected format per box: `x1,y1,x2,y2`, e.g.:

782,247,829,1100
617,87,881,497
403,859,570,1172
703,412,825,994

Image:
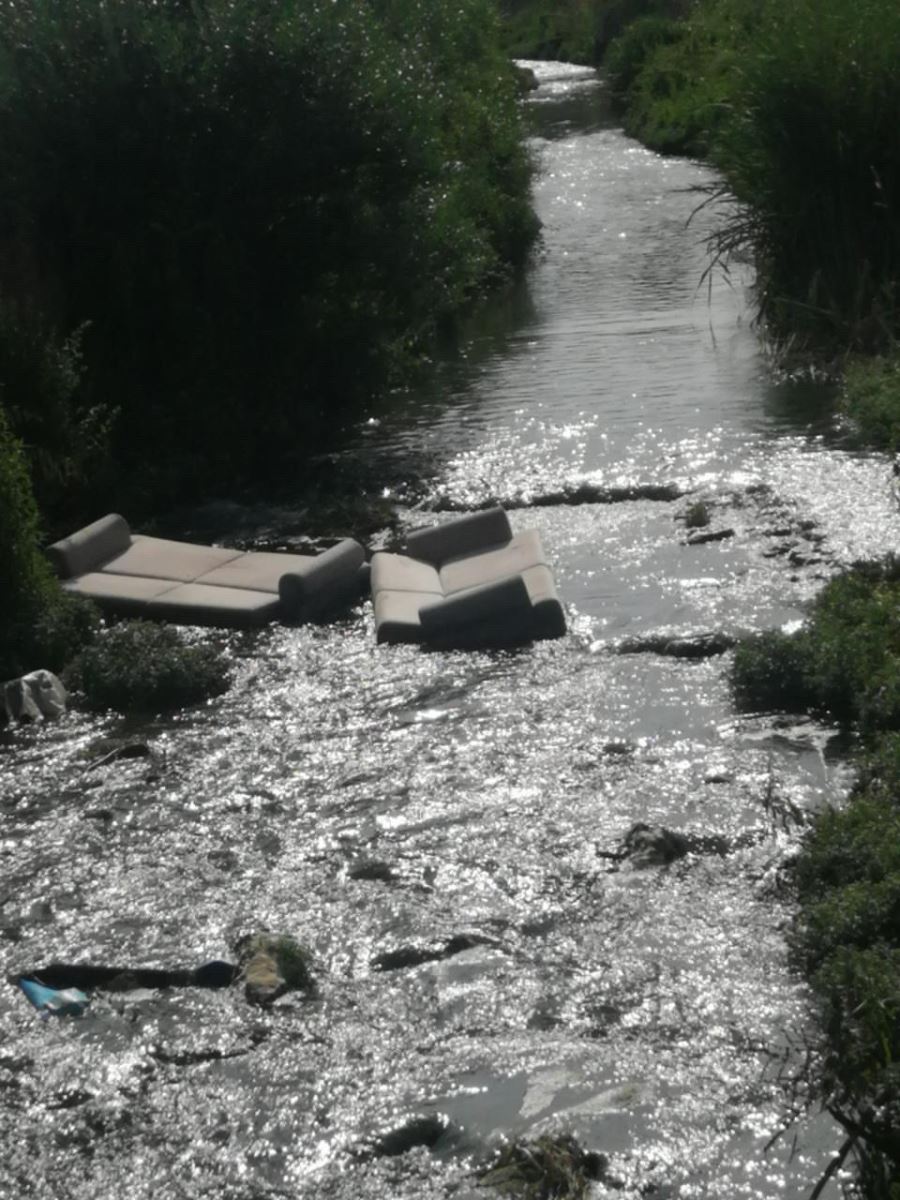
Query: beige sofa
371,507,566,647
47,514,366,628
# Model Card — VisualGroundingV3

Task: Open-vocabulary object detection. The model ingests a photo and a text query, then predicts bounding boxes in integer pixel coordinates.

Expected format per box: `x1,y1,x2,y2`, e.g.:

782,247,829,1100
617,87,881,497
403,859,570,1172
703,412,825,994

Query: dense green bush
499,0,687,64
29,592,102,676
0,0,537,504
0,298,112,524
68,621,231,712
0,403,59,678
604,14,685,100
602,0,758,157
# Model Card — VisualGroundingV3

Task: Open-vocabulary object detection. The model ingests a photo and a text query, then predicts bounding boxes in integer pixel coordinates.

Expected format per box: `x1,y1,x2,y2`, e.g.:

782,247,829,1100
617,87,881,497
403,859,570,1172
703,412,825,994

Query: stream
3,62,899,1200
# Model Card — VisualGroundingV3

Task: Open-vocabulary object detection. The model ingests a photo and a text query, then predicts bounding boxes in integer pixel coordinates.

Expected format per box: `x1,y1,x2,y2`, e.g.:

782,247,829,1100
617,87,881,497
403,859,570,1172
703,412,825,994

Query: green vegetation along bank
604,0,900,362
0,0,539,685
733,567,900,1196
599,2,900,1190
498,0,685,66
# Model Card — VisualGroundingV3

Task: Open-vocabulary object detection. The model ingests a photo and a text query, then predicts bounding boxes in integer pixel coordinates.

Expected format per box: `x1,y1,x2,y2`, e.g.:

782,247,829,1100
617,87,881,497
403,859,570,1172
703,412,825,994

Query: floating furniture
371,506,566,648
47,514,366,628
19,978,90,1018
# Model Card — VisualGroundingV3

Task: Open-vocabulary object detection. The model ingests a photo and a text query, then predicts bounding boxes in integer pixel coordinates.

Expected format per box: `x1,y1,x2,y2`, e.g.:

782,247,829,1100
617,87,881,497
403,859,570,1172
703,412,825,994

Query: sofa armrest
46,513,132,580
405,506,513,566
278,538,365,620
419,573,534,648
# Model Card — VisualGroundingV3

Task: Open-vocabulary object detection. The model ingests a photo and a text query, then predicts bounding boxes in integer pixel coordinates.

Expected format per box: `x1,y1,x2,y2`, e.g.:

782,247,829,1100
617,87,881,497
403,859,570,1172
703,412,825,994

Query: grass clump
794,735,900,1193
683,499,711,529
734,605,900,1188
730,629,817,716
68,621,231,713
731,560,900,734
843,354,900,451
478,1133,606,1198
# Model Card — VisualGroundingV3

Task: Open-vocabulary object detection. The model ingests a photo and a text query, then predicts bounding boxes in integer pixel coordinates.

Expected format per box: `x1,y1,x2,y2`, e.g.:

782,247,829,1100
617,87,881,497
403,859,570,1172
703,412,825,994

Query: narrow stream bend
3,63,898,1200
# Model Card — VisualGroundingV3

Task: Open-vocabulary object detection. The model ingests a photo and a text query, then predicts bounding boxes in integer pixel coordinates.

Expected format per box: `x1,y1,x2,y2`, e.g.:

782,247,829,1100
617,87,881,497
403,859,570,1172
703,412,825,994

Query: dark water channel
3,62,899,1199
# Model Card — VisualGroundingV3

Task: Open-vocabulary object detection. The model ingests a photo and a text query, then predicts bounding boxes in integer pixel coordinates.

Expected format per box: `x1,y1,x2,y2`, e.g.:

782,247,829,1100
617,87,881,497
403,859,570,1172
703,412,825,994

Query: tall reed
712,0,900,349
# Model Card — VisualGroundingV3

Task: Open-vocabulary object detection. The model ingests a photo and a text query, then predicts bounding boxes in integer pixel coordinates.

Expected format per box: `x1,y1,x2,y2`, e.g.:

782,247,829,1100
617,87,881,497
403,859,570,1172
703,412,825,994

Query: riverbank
597,2,900,1191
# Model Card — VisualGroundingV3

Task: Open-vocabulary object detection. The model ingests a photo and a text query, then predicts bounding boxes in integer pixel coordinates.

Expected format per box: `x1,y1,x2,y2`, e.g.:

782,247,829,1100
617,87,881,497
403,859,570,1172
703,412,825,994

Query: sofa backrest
405,506,512,566
46,513,132,580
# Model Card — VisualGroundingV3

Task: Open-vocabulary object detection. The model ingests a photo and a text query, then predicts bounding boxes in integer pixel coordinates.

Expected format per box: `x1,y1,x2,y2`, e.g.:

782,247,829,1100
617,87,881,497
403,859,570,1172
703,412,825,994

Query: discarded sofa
371,506,566,648
47,514,366,628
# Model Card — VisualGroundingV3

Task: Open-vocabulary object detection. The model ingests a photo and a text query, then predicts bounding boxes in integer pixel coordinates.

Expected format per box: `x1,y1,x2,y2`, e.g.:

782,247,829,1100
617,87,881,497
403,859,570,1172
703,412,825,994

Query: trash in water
19,978,90,1018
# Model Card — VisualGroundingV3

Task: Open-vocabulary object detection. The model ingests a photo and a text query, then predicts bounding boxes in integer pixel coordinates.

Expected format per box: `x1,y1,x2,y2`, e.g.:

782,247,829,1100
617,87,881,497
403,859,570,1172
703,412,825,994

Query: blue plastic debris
19,978,90,1018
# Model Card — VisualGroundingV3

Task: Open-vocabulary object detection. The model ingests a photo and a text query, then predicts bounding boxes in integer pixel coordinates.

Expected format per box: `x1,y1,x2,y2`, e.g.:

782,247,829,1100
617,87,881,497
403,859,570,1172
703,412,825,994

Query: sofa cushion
405,506,512,566
99,534,243,583
47,513,132,580
374,588,444,644
419,574,534,647
370,552,441,595
196,551,310,593
143,582,280,627
439,529,548,595
278,539,366,619
61,571,175,614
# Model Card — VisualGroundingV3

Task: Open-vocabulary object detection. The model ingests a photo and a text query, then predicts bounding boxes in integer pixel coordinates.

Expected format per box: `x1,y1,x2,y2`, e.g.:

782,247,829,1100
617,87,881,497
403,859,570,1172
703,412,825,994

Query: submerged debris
234,933,314,1005
478,1133,608,1198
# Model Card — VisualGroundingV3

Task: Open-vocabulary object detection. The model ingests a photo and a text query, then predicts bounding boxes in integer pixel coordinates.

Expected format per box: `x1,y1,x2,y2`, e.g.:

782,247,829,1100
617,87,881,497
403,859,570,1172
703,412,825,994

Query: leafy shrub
601,0,757,156
0,298,112,520
68,621,231,713
30,593,102,676
499,0,687,63
604,14,686,101
0,402,58,678
0,0,537,503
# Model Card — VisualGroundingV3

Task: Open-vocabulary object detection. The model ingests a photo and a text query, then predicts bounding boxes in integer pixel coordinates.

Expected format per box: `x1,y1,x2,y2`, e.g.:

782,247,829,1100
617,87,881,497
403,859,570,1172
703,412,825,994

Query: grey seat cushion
62,572,176,609
438,530,548,594
374,587,444,644
370,553,441,595
144,583,281,628
101,535,243,583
